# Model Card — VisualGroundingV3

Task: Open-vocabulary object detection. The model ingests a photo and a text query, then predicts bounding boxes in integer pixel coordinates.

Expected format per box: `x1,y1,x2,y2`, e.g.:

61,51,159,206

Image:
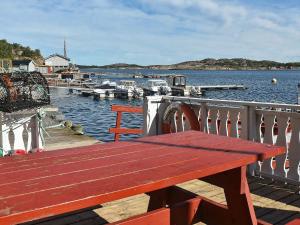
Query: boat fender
162,102,200,134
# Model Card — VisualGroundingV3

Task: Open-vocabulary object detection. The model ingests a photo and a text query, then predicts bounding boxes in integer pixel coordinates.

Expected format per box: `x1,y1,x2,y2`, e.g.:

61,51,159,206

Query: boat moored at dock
92,80,116,99
142,79,172,96
167,75,202,97
115,80,144,99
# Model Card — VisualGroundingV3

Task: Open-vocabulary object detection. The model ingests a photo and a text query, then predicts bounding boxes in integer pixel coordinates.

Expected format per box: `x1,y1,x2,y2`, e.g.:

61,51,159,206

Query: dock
45,127,101,151
198,84,246,91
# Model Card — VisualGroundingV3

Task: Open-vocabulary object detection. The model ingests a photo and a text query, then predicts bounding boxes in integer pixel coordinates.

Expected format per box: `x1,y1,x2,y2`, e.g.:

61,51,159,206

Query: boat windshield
174,76,186,86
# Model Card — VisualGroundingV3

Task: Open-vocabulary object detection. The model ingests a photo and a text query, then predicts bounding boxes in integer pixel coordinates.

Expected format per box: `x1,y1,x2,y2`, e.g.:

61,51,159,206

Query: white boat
143,79,172,96
167,75,202,97
94,79,117,90
92,80,117,98
115,80,144,98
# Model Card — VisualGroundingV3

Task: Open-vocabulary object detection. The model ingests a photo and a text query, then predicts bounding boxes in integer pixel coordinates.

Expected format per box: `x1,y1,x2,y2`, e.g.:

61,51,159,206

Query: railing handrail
162,96,300,110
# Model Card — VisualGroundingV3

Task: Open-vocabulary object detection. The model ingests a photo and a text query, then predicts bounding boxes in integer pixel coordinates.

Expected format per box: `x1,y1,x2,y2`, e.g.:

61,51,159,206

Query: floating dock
198,84,246,91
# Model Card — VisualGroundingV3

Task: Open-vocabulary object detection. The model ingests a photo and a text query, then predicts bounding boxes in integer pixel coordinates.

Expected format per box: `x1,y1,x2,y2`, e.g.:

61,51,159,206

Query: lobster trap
0,72,50,113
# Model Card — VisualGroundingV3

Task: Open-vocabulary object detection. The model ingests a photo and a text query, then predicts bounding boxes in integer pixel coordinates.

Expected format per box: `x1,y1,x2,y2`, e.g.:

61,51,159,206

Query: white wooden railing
0,110,44,156
143,96,300,185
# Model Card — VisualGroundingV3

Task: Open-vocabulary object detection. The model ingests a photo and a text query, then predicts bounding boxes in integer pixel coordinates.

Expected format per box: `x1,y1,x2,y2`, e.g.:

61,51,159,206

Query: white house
45,54,70,72
36,65,52,74
12,59,37,72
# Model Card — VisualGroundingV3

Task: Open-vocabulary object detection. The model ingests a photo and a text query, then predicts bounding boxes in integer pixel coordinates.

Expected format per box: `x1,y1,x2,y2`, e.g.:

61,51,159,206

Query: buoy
271,78,277,84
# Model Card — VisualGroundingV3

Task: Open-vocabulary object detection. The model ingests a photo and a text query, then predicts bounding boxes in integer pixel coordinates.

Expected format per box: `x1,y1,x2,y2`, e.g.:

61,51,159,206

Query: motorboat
114,80,144,98
167,75,202,97
143,79,172,96
92,80,117,99
94,79,117,90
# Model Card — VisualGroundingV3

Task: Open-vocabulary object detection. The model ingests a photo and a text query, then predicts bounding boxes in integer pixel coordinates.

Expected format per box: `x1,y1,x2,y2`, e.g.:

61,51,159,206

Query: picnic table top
0,131,285,224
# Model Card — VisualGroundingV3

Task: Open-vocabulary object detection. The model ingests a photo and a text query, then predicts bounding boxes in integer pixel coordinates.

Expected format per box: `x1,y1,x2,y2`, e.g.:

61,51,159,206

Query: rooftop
45,53,70,61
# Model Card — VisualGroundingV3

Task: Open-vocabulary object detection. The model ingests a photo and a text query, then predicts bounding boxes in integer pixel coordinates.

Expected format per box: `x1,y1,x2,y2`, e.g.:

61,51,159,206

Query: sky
1,0,300,65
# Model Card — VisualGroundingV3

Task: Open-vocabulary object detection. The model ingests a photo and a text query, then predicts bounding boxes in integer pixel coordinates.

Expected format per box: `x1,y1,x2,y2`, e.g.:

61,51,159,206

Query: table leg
202,166,257,225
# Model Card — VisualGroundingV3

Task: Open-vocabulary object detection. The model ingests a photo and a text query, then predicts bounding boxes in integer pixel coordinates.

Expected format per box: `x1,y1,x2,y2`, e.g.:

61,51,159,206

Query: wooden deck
23,176,300,225
45,127,101,150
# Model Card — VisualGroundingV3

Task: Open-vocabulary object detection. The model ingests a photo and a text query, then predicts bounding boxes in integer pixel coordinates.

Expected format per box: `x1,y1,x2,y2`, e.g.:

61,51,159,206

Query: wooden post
114,111,122,141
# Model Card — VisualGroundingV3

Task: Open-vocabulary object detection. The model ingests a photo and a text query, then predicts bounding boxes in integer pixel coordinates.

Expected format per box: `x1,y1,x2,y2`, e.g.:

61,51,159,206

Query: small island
78,58,300,70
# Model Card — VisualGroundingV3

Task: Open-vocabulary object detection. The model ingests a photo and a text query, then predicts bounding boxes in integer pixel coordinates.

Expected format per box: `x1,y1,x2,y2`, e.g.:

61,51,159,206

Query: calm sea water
50,69,300,142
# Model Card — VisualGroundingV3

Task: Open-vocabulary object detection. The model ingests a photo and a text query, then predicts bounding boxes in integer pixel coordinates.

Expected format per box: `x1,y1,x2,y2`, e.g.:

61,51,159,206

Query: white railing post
246,106,258,175
0,112,3,153
143,96,165,136
247,106,257,141
287,116,300,182
240,106,249,140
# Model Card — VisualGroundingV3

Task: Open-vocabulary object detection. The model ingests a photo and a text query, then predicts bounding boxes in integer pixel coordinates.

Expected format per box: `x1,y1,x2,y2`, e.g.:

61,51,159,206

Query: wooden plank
109,128,143,135
0,146,202,185
111,105,143,113
0,149,212,197
132,131,285,161
0,133,206,172
0,141,140,167
110,208,170,225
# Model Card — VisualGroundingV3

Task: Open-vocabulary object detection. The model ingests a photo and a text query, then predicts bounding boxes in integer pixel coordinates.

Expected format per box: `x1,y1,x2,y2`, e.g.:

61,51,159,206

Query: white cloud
0,0,299,64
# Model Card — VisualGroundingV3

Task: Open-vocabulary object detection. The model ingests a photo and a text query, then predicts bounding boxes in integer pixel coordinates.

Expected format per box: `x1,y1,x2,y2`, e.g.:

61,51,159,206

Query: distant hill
0,39,44,65
79,63,144,69
78,58,300,70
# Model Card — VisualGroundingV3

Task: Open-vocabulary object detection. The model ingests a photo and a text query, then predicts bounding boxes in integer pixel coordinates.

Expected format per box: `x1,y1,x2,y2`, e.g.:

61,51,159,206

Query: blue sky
1,0,300,65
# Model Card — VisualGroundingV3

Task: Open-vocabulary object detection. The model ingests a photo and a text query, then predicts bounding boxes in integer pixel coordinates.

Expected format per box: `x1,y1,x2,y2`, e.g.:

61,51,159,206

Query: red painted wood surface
0,131,285,224
286,219,300,225
111,105,143,113
109,127,143,135
109,104,143,141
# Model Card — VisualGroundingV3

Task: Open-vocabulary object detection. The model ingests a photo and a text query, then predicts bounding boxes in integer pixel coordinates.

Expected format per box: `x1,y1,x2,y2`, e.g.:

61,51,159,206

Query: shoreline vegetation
0,39,44,64
78,58,300,71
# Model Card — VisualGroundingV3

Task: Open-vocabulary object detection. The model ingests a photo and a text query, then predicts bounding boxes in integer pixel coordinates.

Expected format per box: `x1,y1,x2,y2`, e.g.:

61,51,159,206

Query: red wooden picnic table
0,131,285,225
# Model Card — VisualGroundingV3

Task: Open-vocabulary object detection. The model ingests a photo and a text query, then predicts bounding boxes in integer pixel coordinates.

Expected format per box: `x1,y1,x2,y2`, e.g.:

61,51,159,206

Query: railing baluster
287,117,300,182
209,108,219,135
219,109,228,136
260,112,276,175
229,110,239,138
171,112,177,133
13,124,25,151
200,103,208,133
177,111,184,132
274,115,289,178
